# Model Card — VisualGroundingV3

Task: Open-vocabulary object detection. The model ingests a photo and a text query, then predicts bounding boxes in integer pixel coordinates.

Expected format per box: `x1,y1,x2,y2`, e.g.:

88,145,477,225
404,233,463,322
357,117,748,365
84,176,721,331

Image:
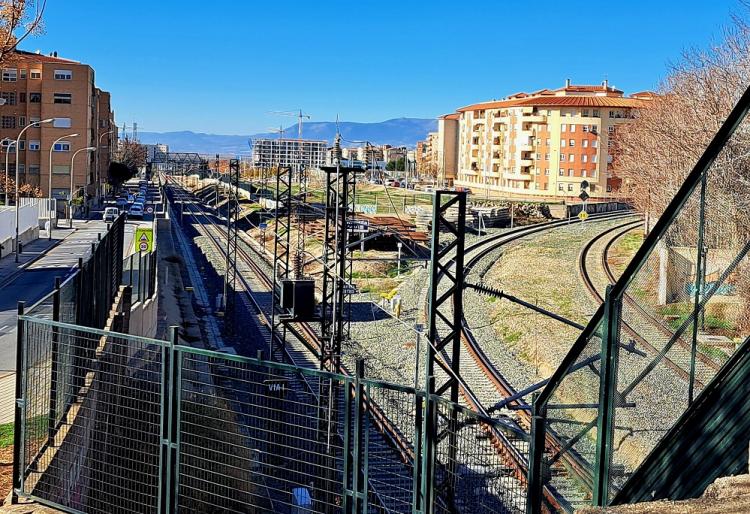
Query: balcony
503,171,533,181
523,114,547,123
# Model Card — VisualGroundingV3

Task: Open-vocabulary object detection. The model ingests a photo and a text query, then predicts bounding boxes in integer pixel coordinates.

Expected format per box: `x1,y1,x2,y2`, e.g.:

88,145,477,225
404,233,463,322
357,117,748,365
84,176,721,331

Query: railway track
166,177,419,513
425,211,638,513
578,222,721,387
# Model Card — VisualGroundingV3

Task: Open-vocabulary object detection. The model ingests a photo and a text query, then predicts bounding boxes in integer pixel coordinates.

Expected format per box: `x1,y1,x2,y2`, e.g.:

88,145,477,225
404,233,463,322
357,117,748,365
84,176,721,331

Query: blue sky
28,0,738,134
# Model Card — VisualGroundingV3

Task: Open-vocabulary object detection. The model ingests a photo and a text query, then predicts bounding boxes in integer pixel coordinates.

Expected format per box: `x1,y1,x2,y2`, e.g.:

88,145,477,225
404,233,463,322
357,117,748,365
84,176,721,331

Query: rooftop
456,81,654,112
8,49,80,64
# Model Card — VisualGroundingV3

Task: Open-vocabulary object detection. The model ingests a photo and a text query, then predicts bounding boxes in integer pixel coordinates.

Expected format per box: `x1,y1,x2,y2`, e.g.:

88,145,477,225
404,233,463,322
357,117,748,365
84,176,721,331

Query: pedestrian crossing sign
578,210,589,221
136,227,154,253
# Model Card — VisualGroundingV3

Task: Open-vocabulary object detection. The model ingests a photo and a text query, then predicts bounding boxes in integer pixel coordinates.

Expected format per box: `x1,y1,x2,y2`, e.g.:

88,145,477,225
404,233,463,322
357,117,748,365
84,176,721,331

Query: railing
527,85,750,512
121,250,157,302
13,315,528,513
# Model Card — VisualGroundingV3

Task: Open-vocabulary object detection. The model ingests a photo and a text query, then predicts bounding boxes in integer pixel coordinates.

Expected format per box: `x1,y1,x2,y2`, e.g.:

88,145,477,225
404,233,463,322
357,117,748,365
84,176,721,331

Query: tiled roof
514,96,646,108
439,113,460,120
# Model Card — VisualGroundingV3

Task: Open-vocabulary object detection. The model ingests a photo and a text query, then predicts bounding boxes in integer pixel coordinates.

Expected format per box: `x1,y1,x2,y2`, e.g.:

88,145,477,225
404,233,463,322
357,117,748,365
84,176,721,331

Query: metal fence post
11,301,26,504
47,277,62,444
689,172,708,404
160,326,180,513
526,393,546,514
352,358,366,512
593,285,622,506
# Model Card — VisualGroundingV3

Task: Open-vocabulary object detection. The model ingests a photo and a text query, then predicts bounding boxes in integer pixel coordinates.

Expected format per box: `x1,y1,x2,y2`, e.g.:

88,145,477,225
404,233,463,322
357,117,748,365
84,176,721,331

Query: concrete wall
0,203,39,257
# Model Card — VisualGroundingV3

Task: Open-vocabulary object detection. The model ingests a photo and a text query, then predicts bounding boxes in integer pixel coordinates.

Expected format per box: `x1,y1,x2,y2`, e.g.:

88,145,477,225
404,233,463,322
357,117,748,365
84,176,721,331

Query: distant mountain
138,118,438,155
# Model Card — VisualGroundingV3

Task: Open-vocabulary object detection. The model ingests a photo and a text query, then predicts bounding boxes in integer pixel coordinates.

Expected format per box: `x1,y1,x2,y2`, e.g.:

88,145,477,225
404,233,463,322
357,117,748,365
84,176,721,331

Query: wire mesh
177,348,348,513
18,318,165,514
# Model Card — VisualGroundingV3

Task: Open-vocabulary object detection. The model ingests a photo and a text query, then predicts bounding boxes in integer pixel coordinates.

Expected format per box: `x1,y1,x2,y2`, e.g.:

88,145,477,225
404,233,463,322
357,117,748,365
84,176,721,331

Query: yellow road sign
135,226,154,253
578,210,589,221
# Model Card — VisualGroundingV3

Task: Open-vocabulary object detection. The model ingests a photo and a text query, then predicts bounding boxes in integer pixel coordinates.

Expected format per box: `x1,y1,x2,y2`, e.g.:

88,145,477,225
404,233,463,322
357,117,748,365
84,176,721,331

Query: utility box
291,279,315,321
279,279,295,309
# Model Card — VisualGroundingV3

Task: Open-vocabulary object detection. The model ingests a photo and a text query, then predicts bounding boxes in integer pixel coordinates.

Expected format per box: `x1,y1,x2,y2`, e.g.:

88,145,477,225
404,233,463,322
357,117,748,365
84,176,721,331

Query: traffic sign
135,227,154,253
146,206,154,214
579,191,590,202
578,210,589,221
581,180,590,190
259,222,268,230
343,283,359,295
347,220,369,233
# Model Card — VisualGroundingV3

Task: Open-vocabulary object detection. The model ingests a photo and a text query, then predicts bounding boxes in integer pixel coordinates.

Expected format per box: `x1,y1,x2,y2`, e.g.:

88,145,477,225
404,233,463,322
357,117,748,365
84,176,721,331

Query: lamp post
48,133,79,239
1,137,13,206
96,130,113,202
15,118,54,261
69,146,96,228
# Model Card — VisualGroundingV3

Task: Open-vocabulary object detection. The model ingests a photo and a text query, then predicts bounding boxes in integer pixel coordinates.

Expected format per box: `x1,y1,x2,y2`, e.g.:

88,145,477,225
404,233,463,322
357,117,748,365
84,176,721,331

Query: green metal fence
527,85,750,512
13,316,526,514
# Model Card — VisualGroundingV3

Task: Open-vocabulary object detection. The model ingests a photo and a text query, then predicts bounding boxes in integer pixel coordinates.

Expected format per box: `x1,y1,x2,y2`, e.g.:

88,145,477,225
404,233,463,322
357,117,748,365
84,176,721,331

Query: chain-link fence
528,87,750,512
13,316,526,514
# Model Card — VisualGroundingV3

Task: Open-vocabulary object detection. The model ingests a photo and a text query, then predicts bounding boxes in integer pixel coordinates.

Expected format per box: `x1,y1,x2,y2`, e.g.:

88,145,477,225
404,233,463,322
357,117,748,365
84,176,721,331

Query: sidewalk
0,227,75,287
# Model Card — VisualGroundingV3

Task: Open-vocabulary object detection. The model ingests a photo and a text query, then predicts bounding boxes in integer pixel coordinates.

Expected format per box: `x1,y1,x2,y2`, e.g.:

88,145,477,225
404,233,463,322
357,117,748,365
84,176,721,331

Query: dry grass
0,446,12,504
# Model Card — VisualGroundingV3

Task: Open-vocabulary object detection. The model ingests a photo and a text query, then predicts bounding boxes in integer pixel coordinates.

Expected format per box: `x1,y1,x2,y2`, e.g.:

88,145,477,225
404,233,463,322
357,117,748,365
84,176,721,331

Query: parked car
128,203,144,218
116,197,128,209
127,194,135,203
103,207,119,222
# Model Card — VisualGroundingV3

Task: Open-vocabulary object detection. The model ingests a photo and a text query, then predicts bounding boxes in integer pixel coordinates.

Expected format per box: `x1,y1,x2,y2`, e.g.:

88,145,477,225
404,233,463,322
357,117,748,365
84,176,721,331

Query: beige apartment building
443,81,653,200
0,50,115,201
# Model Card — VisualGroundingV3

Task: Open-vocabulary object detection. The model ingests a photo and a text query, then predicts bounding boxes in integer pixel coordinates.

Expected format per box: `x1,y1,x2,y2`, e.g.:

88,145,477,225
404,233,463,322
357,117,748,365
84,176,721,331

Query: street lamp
96,130,113,201
68,146,96,228
48,133,79,239
15,118,54,261
1,137,13,205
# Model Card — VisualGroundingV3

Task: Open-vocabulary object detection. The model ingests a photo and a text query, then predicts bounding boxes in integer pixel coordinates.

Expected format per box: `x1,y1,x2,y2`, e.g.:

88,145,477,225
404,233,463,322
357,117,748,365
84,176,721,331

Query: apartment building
417,132,439,176
252,138,327,170
0,50,115,201
447,81,652,200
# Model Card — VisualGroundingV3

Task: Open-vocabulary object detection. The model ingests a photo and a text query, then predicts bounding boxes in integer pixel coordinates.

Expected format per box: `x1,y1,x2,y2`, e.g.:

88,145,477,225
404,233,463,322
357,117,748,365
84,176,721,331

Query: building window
590,184,596,192
568,184,574,192
29,93,41,103
544,153,549,160
53,117,72,128
2,68,17,81
1,116,15,129
30,70,41,79
592,140,598,148
569,139,575,147
18,116,25,127
608,125,615,134
53,142,71,152
19,92,25,103
28,164,39,174
583,140,588,148
545,168,549,176
581,169,587,177
17,140,25,151
560,154,566,162
29,140,40,151
558,183,564,191
568,168,574,176
569,154,575,162
582,155,588,163
17,164,24,174
54,69,72,80
545,138,550,146
561,124,567,132
561,139,566,147
53,93,72,104
582,109,589,117
609,110,615,118
558,169,564,176
593,109,600,118
52,164,70,175
592,155,598,163
570,125,576,133
0,91,15,105
29,116,40,124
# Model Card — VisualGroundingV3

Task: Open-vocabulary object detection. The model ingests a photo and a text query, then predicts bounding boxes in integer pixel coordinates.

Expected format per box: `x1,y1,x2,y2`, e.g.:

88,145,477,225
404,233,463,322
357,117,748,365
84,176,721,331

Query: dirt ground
0,446,12,504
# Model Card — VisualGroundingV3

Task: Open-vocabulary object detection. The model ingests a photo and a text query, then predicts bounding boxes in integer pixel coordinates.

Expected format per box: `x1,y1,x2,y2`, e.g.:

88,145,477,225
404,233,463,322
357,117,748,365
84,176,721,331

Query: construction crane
269,109,310,141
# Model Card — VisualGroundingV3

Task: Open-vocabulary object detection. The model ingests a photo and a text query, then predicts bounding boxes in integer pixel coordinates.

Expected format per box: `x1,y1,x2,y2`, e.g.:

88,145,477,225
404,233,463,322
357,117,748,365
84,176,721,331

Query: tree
0,1,46,64
615,12,750,333
0,173,42,202
386,157,405,172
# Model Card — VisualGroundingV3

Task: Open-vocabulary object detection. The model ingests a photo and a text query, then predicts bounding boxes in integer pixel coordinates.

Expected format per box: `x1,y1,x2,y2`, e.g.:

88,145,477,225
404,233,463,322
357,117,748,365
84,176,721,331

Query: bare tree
615,13,750,333
0,0,46,64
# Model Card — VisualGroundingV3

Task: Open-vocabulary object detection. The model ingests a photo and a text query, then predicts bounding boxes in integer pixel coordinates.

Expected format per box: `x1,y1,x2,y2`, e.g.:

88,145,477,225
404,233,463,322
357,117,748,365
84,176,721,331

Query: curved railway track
578,222,721,386
426,211,638,512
